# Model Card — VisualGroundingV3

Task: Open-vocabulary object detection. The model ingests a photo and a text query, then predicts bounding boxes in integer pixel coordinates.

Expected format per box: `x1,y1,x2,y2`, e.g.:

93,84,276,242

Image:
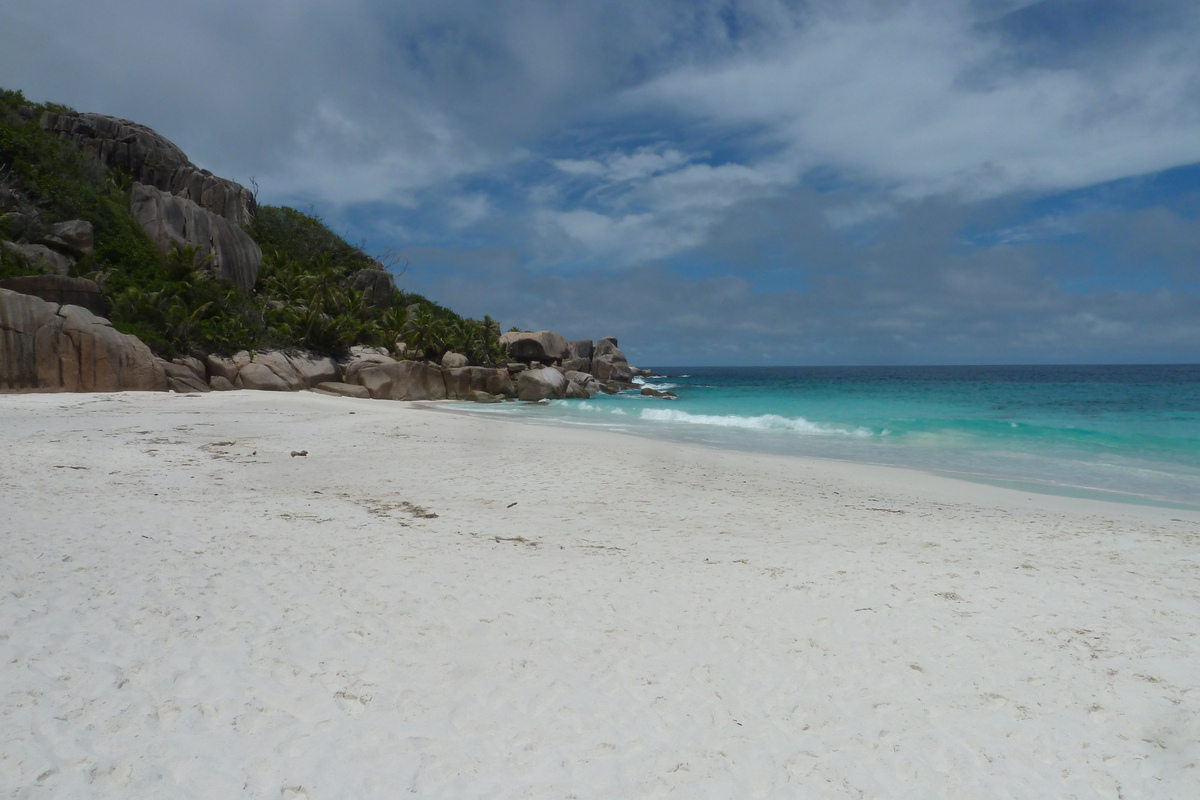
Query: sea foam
640,408,872,437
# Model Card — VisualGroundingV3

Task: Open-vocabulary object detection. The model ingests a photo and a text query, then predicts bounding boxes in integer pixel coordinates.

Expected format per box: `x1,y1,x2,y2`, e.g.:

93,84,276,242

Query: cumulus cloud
2,0,1198,363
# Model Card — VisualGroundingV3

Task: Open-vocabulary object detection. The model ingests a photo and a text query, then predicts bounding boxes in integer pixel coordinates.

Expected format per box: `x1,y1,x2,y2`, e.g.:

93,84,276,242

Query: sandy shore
2,390,1199,799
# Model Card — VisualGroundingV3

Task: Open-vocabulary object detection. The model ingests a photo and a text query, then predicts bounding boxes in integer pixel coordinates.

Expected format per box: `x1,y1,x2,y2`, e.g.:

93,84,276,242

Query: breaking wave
639,408,873,437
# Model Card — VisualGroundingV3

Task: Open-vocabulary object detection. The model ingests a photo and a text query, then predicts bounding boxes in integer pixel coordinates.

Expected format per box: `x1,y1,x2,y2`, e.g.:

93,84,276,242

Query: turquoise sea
458,365,1200,509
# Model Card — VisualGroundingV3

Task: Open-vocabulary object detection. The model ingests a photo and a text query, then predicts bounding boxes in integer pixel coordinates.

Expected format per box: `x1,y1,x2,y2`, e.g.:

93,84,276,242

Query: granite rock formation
40,111,255,226
0,288,166,393
0,275,104,315
130,183,262,290
498,330,569,364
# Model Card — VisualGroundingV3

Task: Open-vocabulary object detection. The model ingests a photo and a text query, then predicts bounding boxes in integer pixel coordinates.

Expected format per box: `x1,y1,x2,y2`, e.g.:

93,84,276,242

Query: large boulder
236,351,340,391
567,339,594,360
592,355,633,383
237,362,292,391
0,275,104,315
563,370,602,397
130,183,262,290
355,360,448,401
41,111,256,226
561,357,591,373
594,336,627,362
314,381,371,399
159,359,210,393
498,330,569,364
1,241,73,276
0,288,167,393
444,366,514,399
342,348,397,386
441,351,468,369
516,366,567,401
41,220,94,259
350,268,396,308
204,353,240,383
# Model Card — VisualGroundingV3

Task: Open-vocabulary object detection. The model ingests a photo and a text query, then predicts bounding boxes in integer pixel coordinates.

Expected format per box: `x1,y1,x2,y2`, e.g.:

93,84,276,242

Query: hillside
0,87,501,363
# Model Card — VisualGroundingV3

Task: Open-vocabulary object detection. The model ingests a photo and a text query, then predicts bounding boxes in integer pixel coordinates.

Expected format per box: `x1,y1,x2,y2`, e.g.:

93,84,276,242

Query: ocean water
454,365,1200,508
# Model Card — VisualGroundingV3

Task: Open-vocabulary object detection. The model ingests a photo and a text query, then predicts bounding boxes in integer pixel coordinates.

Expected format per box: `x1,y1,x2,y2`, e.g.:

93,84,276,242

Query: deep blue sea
459,365,1200,509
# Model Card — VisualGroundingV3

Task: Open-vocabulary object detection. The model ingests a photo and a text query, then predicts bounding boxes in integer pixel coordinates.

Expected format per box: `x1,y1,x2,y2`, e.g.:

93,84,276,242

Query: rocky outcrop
591,355,633,383
342,347,396,386
441,351,469,369
130,183,262,290
0,275,104,315
159,359,210,393
2,241,74,275
40,111,255,226
354,360,448,401
563,370,602,397
0,288,166,393
567,339,594,360
561,357,591,373
443,366,514,399
314,381,371,399
594,336,626,362
350,268,396,308
498,330,569,364
516,367,568,401
41,220,93,259
225,350,339,392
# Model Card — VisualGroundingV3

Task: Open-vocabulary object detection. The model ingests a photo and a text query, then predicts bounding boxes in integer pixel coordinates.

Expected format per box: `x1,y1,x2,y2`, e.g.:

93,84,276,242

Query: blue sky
3,0,1199,365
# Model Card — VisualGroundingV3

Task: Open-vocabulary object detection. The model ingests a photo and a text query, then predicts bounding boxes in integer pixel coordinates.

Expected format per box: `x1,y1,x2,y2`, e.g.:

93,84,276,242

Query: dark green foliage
1,86,505,364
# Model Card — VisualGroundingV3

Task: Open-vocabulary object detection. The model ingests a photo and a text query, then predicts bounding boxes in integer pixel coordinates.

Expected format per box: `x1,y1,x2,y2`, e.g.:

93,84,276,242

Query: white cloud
634,2,1200,199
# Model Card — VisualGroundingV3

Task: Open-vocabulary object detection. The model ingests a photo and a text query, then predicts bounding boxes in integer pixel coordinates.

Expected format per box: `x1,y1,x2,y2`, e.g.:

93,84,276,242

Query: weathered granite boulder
350,268,396,308
498,330,569,363
288,353,341,387
2,241,74,275
204,353,240,383
563,370,602,396
0,275,104,315
41,220,93,259
237,362,291,391
561,357,591,373
567,340,593,360
356,360,448,401
441,351,469,369
315,381,371,399
469,390,503,403
130,183,262,290
172,355,206,381
592,355,632,383
516,366,567,400
444,366,514,399
641,386,677,399
235,351,340,391
0,288,167,393
342,348,397,386
159,359,210,393
247,351,306,391
41,111,256,225
208,375,237,391
594,336,626,362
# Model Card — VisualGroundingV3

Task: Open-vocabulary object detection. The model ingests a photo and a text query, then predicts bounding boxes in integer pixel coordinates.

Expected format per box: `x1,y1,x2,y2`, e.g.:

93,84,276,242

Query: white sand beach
2,390,1199,799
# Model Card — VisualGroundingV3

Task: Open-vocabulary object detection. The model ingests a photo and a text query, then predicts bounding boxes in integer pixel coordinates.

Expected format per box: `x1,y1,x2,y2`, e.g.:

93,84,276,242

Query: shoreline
430,396,1200,514
4,390,1200,798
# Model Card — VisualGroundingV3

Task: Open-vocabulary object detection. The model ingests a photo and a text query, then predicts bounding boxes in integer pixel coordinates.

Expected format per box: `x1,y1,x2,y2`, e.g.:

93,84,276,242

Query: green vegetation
0,87,504,363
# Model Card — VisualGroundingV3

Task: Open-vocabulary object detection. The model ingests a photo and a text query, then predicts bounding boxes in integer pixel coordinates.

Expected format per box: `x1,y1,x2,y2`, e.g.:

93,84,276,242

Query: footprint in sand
334,691,371,715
